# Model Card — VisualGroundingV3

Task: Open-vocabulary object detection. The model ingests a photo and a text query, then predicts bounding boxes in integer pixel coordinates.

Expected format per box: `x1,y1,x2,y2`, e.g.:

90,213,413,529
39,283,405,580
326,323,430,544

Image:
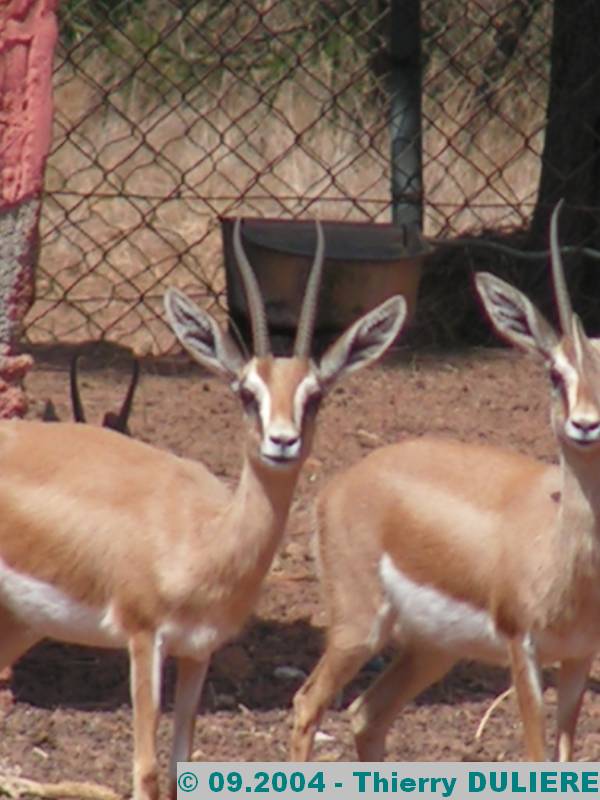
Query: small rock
273,665,306,681
284,541,306,561
356,428,380,447
213,693,237,710
314,731,335,743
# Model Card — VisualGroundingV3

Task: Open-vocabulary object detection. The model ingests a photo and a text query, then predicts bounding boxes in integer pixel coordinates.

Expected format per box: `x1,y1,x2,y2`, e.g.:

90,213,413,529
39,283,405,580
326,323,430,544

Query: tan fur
0,284,407,800
315,437,600,646
290,268,600,764
254,357,311,417
0,402,304,798
338,441,556,620
0,422,229,615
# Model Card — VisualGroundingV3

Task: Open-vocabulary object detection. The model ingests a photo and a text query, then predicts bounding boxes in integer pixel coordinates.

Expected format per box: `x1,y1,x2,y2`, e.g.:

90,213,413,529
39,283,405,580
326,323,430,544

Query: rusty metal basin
221,217,431,348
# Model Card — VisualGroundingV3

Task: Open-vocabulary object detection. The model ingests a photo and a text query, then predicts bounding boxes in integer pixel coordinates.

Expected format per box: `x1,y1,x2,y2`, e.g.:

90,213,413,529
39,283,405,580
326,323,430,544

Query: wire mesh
26,0,582,352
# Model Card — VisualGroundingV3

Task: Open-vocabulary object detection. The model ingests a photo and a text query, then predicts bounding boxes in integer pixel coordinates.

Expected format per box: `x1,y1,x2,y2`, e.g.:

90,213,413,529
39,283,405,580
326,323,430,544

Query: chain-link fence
26,0,596,352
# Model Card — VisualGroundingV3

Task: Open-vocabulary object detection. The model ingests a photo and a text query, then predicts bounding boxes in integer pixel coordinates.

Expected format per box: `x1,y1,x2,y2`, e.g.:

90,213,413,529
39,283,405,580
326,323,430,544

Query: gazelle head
476,201,600,453
165,219,407,470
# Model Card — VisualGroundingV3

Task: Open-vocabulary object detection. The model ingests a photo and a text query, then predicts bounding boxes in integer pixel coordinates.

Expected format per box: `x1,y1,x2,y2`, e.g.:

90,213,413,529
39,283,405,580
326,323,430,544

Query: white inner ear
317,295,405,388
165,288,246,380
180,315,219,359
477,277,558,360
480,283,533,337
494,300,531,338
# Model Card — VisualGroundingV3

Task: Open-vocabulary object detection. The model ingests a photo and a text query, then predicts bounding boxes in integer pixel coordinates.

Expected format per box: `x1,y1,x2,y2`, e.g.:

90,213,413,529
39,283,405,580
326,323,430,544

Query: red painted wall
0,0,58,417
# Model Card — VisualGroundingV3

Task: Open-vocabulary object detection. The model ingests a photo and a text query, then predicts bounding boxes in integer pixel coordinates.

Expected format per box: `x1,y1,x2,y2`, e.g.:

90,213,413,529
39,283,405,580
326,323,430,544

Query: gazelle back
0,219,407,800
291,203,600,763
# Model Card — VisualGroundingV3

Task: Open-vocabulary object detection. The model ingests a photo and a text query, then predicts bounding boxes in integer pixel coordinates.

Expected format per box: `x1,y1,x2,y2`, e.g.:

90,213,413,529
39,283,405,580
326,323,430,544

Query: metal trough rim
220,216,432,262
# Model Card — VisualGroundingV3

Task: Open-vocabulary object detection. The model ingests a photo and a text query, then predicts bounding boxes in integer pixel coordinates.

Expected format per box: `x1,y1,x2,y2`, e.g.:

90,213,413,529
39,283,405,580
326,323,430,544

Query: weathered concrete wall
0,0,58,417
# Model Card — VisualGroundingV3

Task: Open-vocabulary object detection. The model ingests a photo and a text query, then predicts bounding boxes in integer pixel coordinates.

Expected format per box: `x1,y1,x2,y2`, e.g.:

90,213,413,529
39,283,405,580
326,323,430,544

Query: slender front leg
509,635,546,760
0,610,39,713
350,645,456,761
129,631,165,800
555,656,591,761
291,643,372,762
169,657,209,800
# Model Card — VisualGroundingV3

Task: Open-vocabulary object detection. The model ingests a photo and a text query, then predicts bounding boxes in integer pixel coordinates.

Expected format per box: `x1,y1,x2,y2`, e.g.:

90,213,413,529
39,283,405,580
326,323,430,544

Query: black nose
571,419,600,439
572,418,600,433
269,432,300,447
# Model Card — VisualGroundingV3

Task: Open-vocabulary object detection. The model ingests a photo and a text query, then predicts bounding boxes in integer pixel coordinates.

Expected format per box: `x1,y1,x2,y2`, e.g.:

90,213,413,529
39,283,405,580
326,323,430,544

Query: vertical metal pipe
389,0,423,227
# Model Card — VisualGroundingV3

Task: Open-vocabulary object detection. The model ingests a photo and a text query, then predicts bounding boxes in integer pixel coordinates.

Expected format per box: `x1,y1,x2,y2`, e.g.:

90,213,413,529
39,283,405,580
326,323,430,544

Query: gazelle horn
70,355,139,434
110,359,140,433
293,220,325,357
233,218,270,357
550,199,574,334
70,354,86,423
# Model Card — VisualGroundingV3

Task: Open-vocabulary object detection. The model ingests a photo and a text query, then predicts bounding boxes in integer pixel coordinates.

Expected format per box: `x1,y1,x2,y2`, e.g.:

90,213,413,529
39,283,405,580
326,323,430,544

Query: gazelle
1,358,139,695
41,355,139,434
0,219,406,800
291,203,600,763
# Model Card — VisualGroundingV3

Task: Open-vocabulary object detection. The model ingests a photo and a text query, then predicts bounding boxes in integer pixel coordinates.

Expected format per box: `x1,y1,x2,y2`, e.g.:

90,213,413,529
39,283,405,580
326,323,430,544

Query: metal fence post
389,0,423,228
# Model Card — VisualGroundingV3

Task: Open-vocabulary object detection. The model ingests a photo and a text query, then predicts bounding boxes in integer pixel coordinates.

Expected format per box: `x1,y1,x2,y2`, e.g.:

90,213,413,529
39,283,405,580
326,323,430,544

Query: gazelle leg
350,645,456,761
509,635,546,760
168,657,209,800
291,598,397,762
129,632,165,800
0,608,38,710
290,643,372,761
554,656,591,762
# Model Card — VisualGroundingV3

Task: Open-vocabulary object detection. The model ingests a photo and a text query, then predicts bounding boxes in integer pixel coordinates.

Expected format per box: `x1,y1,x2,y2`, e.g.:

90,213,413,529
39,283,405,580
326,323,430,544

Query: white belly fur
0,557,125,648
0,557,229,659
158,618,230,660
379,553,507,662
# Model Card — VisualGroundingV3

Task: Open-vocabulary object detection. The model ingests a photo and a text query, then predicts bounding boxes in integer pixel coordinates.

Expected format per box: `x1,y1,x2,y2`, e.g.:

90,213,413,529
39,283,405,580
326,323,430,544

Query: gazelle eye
304,391,323,417
239,387,257,411
549,368,563,390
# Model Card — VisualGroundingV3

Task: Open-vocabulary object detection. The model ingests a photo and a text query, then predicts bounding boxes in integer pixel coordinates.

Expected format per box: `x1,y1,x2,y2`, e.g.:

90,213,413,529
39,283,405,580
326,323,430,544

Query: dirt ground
2,343,600,795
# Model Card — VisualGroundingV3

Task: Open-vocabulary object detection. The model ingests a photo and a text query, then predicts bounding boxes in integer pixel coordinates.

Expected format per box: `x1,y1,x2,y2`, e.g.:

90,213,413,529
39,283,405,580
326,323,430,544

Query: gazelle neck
215,451,302,577
239,453,300,532
557,444,600,554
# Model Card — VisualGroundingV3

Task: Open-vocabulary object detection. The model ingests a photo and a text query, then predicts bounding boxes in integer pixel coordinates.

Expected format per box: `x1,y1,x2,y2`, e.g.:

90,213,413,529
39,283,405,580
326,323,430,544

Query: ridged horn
293,220,325,357
70,354,86,423
111,358,140,433
233,218,270,357
550,199,573,334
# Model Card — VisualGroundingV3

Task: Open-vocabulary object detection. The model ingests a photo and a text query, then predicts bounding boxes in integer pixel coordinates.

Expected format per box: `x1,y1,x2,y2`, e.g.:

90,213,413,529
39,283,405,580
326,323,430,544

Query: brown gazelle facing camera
0,219,407,800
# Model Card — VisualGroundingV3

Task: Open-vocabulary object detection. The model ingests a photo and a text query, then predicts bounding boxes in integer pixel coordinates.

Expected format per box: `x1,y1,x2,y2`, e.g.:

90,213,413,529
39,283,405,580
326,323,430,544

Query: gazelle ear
164,288,245,381
475,272,559,361
317,295,407,389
